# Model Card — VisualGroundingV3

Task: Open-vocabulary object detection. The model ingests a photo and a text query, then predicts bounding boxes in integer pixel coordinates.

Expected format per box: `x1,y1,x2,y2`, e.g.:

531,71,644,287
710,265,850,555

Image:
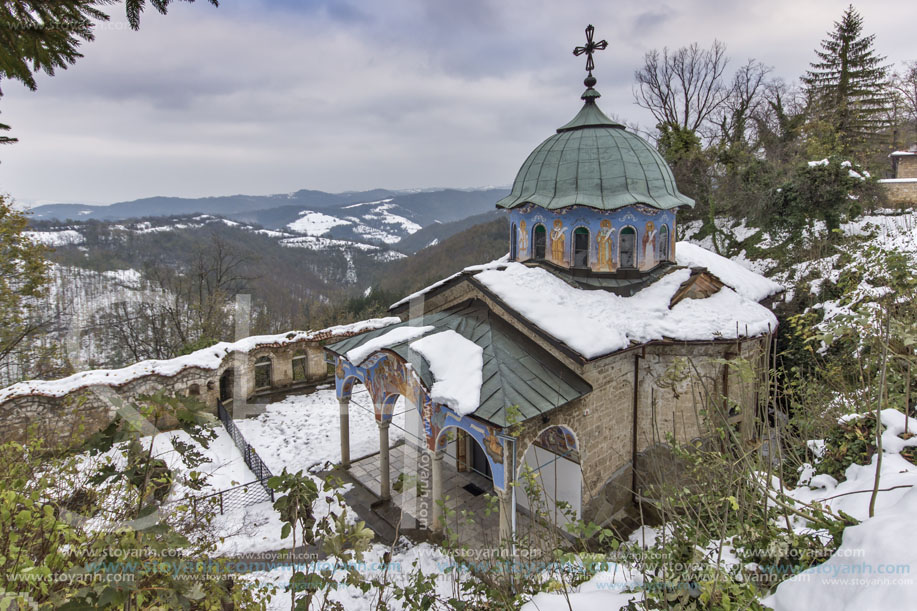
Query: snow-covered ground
287,211,352,236
211,388,405,557
234,388,406,475
764,409,917,610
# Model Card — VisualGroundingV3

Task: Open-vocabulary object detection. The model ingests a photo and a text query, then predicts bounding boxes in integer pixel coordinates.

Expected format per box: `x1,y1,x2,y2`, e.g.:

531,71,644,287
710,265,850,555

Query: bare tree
715,59,771,146
114,233,255,358
892,61,917,143
634,40,730,135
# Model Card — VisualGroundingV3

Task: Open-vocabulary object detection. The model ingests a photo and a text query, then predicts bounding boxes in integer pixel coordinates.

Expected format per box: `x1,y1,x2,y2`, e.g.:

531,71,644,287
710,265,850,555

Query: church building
326,27,781,543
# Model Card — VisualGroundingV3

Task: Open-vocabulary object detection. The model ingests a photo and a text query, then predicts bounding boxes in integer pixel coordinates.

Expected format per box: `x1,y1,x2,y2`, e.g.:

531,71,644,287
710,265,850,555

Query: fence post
220,491,224,515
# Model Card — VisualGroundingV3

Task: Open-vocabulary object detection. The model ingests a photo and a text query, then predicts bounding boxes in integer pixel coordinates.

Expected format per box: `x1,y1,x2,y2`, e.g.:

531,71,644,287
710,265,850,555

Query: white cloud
0,0,911,204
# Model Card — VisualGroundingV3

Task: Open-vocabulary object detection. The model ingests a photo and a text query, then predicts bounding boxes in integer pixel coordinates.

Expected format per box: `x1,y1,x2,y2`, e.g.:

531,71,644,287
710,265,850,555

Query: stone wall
897,156,917,179
0,340,332,446
881,180,917,207
400,278,771,527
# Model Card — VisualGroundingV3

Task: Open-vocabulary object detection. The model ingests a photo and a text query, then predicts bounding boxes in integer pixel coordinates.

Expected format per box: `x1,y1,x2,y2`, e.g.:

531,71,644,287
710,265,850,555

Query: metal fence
217,400,276,501
191,480,275,516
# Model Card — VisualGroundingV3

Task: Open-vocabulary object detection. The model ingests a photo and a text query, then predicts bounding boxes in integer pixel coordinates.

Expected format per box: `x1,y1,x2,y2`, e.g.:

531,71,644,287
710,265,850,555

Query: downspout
631,347,645,505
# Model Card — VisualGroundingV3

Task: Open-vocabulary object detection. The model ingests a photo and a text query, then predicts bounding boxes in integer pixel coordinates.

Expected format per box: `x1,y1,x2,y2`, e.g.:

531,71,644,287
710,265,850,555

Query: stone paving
348,442,505,550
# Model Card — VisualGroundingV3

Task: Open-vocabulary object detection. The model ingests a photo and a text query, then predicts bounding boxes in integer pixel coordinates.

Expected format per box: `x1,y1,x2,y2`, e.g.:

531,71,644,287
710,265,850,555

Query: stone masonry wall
401,278,771,527
0,340,332,446
898,156,917,179
882,180,917,207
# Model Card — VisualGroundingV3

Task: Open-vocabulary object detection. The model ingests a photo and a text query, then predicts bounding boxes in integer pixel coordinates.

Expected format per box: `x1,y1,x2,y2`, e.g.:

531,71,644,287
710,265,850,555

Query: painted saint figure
550,219,566,264
642,221,657,269
595,219,615,271
518,220,528,255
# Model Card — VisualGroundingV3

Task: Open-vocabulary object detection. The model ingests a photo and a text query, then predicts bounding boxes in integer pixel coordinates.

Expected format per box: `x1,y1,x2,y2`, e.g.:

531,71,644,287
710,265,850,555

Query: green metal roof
496,95,695,211
325,299,592,427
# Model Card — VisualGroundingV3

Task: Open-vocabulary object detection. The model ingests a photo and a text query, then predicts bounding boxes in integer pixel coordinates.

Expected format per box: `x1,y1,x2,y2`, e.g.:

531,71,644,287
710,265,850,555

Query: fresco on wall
596,219,615,271
642,221,657,269
334,352,413,421
509,204,676,272
335,353,509,490
435,409,507,491
534,425,580,464
550,219,567,265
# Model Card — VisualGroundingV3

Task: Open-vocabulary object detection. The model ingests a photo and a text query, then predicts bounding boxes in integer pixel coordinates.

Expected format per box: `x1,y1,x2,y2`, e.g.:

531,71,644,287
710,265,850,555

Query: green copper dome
496,91,695,211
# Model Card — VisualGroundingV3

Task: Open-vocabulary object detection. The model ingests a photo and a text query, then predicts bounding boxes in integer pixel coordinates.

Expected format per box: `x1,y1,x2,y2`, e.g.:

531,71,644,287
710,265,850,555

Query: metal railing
217,399,276,504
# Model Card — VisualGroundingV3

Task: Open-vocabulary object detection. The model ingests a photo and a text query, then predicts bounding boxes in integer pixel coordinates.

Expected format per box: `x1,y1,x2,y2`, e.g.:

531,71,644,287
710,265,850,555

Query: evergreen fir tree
802,5,890,159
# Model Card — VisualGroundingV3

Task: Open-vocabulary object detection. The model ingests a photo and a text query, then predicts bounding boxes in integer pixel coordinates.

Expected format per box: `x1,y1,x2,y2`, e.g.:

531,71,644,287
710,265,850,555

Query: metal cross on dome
573,24,607,75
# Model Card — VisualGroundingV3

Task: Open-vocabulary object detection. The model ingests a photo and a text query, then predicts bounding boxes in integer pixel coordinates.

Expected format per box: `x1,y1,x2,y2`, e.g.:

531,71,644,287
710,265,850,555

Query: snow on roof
675,241,784,302
475,263,778,359
890,150,917,157
345,325,434,365
389,255,509,309
878,178,917,183
387,244,780,359
0,317,400,403
409,330,483,415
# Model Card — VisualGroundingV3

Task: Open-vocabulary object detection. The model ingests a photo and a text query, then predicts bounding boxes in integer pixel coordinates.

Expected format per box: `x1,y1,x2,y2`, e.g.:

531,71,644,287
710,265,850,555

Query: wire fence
186,479,275,516
217,399,276,500
163,400,279,517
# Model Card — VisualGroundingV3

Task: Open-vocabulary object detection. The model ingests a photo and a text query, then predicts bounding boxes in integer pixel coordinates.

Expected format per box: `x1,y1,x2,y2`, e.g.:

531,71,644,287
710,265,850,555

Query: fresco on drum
508,204,676,272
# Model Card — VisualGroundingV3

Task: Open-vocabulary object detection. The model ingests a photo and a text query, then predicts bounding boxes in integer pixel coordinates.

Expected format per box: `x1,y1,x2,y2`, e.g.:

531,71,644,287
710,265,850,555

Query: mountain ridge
28,187,510,228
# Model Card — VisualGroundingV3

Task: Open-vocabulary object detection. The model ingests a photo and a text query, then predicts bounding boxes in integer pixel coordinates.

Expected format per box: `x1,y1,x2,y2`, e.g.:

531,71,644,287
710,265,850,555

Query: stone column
378,420,391,501
431,449,444,532
339,398,351,468
497,488,513,544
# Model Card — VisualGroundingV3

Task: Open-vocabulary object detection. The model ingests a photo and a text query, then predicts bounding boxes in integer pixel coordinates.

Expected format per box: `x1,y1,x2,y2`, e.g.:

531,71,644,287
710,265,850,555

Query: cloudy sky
1,0,913,206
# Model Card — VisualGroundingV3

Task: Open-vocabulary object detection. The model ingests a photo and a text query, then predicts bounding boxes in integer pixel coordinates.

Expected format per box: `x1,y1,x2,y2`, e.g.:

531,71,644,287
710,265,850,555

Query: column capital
377,418,391,430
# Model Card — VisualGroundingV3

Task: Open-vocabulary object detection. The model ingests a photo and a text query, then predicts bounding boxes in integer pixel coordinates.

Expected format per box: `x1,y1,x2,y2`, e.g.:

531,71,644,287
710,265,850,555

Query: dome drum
509,204,675,273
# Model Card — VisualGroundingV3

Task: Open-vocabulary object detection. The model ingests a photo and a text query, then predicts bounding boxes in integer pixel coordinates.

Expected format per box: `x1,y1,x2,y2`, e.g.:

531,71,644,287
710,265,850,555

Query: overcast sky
1,0,913,206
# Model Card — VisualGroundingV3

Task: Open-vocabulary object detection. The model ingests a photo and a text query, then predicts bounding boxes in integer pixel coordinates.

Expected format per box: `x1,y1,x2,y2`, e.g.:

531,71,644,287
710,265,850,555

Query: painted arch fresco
334,352,508,491
509,204,677,272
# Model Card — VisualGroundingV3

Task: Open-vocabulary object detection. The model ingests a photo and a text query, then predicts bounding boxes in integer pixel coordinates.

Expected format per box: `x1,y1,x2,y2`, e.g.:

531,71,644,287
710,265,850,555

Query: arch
292,349,308,382
219,369,234,402
436,425,498,486
380,392,402,422
510,223,518,260
336,372,361,402
572,226,590,268
517,424,582,527
619,225,637,269
187,383,200,397
254,356,273,390
657,224,670,262
532,224,547,260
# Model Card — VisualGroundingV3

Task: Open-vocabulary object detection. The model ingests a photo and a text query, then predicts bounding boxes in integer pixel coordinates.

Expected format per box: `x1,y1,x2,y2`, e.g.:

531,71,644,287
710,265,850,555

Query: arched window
573,227,589,268
510,223,518,260
254,356,272,390
657,225,670,261
533,224,547,260
292,350,307,382
619,226,637,268
188,383,200,397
